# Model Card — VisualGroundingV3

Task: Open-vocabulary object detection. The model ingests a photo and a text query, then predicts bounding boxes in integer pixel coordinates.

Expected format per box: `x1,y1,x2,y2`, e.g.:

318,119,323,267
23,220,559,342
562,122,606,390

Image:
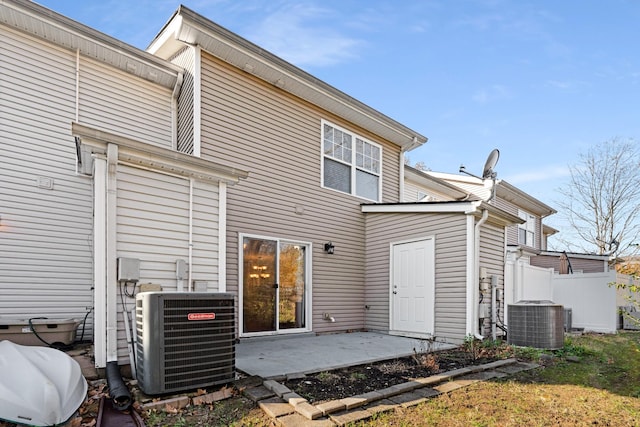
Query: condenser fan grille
136,292,236,395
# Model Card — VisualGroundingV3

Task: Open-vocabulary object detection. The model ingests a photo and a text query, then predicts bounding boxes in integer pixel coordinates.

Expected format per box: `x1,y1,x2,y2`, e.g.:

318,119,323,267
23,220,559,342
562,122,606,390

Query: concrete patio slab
236,331,455,378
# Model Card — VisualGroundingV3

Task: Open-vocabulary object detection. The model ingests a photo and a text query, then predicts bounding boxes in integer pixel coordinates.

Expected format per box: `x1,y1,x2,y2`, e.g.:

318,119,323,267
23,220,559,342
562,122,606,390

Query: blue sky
37,0,640,246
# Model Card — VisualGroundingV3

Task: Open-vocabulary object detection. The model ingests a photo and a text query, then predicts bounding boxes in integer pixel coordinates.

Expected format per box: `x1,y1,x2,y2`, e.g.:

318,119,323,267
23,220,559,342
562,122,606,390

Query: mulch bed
283,348,499,403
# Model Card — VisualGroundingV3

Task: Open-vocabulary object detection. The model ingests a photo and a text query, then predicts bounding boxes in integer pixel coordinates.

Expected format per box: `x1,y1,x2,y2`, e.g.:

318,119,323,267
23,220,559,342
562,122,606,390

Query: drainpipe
106,144,118,363
491,274,498,340
474,209,489,338
74,49,80,123
188,178,194,291
171,72,184,150
93,156,107,368
399,149,405,202
218,181,228,292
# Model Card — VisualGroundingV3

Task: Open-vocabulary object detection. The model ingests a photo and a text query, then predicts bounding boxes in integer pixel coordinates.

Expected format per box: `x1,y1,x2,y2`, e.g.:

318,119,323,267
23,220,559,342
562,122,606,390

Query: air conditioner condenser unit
135,292,235,395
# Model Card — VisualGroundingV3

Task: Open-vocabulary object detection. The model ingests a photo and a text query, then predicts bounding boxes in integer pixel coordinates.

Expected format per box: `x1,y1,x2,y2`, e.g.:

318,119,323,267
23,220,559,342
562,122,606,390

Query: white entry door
390,238,435,336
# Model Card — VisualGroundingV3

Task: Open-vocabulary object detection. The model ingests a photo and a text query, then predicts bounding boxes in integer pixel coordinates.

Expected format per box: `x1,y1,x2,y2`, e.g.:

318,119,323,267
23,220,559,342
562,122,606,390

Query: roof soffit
148,6,428,150
1,0,180,88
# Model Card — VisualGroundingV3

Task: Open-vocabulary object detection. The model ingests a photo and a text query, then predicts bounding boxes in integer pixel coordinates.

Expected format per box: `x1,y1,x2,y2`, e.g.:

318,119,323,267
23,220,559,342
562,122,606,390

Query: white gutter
93,155,107,368
471,209,489,338
106,143,118,363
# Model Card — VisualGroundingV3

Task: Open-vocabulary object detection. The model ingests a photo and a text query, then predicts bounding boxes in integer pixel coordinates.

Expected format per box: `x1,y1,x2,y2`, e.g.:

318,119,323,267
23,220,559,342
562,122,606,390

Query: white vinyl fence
505,261,623,334
552,272,617,333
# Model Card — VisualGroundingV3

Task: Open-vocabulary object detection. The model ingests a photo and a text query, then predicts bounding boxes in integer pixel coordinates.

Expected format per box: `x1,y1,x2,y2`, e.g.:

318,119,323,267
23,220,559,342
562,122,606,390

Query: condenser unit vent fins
135,292,235,395
507,300,564,349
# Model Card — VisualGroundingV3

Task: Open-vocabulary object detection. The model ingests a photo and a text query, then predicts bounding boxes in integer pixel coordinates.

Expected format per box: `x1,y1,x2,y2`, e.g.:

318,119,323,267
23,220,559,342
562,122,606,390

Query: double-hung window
518,210,536,247
322,121,381,201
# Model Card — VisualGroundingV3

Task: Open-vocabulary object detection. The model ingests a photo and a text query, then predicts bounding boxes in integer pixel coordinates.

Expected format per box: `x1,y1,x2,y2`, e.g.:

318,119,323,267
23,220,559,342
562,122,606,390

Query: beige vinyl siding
198,53,402,333
403,179,456,203
115,165,221,359
170,46,195,154
364,212,469,343
493,197,543,249
0,26,94,336
79,57,173,148
478,221,506,336
191,180,221,283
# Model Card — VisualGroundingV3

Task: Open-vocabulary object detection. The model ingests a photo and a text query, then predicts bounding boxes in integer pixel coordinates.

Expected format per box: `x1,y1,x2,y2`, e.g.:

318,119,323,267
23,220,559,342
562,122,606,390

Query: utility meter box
117,258,140,282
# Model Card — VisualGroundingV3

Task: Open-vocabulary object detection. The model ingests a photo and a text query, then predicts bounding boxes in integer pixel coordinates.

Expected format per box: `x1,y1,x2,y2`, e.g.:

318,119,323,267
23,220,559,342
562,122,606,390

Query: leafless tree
556,138,640,256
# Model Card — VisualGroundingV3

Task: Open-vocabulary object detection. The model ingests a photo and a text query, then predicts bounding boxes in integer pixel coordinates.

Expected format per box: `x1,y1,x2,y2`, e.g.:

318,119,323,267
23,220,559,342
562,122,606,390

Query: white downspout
473,209,489,338
188,178,194,291
75,49,80,122
106,144,118,363
193,45,202,157
171,73,184,150
399,150,405,202
218,181,227,292
93,155,107,368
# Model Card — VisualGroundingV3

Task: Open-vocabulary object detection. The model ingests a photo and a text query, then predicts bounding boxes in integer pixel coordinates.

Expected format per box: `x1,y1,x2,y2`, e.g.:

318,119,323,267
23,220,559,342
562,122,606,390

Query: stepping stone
258,396,296,418
277,413,336,427
339,396,368,410
496,362,539,374
234,375,263,389
350,390,383,404
414,387,441,398
377,381,419,398
434,378,478,393
295,401,324,420
480,358,517,370
411,373,450,386
243,385,275,402
329,408,372,426
389,391,428,408
459,371,507,381
263,379,291,397
283,392,307,406
316,400,346,416
364,398,397,415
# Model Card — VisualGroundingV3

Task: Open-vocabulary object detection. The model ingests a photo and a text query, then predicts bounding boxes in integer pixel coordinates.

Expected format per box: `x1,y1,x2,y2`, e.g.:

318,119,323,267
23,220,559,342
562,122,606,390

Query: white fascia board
361,201,482,214
72,122,248,184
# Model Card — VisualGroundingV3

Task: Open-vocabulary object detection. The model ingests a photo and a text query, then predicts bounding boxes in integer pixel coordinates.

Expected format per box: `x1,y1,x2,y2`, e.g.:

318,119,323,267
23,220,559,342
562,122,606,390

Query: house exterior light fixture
324,242,335,254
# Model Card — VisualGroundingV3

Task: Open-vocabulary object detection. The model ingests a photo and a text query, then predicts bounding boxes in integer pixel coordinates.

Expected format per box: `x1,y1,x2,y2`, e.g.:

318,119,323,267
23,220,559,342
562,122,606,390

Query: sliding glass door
241,235,310,335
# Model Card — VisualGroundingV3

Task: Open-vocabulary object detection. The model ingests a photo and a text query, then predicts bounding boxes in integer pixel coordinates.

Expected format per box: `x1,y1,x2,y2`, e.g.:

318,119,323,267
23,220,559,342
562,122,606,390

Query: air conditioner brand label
187,313,216,321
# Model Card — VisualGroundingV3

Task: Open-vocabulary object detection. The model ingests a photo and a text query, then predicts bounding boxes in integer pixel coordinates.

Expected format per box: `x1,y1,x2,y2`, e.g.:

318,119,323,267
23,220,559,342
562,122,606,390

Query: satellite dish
482,149,500,179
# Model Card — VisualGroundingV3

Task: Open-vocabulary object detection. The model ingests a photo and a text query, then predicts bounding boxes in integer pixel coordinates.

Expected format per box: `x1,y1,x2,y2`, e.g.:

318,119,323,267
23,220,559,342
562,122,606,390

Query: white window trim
518,209,536,247
320,119,382,202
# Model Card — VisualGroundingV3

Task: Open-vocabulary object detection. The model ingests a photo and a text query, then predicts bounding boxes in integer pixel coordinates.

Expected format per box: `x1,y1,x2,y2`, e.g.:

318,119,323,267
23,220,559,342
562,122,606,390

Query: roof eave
147,5,427,150
1,0,181,88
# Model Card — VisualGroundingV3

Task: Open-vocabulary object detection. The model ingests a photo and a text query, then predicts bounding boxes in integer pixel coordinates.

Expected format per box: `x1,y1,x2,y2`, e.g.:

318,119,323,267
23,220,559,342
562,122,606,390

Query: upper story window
518,210,536,247
322,121,381,201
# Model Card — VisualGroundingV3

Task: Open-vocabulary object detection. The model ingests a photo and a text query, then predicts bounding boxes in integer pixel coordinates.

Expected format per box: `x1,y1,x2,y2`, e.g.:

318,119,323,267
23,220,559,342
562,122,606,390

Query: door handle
392,291,397,295
273,283,279,289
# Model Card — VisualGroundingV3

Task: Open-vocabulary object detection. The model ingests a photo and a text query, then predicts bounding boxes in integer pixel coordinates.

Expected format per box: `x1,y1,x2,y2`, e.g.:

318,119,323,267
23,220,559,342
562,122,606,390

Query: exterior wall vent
135,292,235,395
507,300,564,349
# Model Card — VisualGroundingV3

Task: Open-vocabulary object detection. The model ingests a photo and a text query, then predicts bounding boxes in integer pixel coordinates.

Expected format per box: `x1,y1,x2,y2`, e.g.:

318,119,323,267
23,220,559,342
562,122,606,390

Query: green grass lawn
356,332,640,426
